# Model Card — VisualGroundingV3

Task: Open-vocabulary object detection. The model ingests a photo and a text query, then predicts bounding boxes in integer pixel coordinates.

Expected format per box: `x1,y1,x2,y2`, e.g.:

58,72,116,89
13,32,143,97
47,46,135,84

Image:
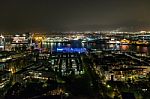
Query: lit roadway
82,54,107,98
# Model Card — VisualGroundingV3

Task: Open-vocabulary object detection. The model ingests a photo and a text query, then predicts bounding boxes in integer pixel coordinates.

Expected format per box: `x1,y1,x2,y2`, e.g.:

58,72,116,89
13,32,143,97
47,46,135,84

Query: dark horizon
0,0,150,32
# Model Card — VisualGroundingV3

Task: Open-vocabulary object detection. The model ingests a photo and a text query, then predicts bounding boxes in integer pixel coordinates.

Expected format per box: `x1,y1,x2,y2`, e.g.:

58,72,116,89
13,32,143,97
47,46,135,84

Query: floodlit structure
56,47,87,53
0,34,5,51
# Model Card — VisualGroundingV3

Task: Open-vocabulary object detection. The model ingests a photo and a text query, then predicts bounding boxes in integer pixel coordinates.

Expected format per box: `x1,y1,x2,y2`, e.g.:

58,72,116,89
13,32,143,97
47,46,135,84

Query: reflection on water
120,45,129,51
43,42,150,55
142,47,148,53
137,46,140,52
120,45,150,55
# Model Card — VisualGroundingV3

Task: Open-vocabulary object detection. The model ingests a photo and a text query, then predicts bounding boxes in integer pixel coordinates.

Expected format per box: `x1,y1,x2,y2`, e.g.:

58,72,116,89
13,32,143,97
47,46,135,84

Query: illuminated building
56,47,87,53
0,34,5,51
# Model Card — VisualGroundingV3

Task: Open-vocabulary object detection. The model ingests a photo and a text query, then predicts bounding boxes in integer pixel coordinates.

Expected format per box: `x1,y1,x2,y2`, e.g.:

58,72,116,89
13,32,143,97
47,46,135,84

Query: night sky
0,0,150,32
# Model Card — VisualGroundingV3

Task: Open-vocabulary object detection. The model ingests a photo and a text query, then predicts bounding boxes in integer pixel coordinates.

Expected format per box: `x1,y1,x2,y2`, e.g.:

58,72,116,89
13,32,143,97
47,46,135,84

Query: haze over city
0,0,150,32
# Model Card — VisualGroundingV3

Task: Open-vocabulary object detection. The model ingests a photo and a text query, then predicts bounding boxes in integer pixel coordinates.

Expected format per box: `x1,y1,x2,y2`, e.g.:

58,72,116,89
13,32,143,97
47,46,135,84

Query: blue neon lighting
56,47,87,53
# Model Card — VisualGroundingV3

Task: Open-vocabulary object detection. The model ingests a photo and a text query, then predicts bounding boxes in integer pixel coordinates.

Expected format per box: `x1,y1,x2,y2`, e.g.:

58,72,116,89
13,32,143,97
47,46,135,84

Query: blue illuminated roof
56,47,87,53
